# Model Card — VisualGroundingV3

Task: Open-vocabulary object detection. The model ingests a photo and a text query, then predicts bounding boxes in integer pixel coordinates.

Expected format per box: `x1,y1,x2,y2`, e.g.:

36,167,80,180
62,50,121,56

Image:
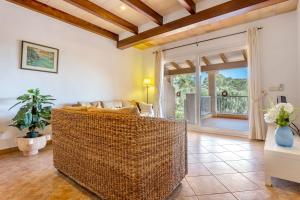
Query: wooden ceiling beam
64,0,138,34
220,53,228,63
165,67,194,76
201,61,247,72
186,60,196,69
120,0,163,25
177,0,196,14
170,62,181,70
202,56,211,66
7,0,118,41
118,0,288,49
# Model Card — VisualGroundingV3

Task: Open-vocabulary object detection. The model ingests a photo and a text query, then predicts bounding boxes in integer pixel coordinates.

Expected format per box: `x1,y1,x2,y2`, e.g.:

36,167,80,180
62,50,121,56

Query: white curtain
154,50,165,117
247,27,266,140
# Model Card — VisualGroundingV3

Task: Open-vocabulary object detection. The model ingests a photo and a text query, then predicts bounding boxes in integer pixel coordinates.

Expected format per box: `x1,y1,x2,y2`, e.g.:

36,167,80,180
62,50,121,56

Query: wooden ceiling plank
177,0,196,14
64,0,138,34
7,0,118,41
220,53,228,63
120,0,163,25
202,56,211,66
117,0,288,49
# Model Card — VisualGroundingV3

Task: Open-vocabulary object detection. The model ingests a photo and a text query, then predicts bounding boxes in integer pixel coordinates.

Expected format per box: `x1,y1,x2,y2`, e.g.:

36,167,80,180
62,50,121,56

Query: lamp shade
143,78,152,86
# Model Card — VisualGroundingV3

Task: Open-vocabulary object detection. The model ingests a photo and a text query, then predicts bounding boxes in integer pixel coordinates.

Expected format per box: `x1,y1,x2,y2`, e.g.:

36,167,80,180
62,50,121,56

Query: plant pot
275,126,294,147
16,134,51,156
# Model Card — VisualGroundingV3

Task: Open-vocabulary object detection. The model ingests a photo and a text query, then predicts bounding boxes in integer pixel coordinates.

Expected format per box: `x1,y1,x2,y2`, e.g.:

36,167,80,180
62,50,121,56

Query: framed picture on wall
21,41,59,73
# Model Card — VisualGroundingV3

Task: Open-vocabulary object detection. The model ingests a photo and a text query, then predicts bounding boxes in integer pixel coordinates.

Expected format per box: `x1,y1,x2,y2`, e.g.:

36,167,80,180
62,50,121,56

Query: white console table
264,125,300,186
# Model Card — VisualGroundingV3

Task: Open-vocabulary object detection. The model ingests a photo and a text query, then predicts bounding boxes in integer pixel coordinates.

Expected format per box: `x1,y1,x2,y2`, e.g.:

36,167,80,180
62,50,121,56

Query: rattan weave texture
52,109,187,200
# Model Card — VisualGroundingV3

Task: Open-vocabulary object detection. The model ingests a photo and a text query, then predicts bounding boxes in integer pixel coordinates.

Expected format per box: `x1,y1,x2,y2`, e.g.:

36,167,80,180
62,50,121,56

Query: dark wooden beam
64,0,138,34
220,53,228,63
118,0,287,49
7,0,118,41
186,60,196,69
165,61,247,76
202,56,211,66
201,61,247,72
177,0,196,14
170,62,181,69
120,0,163,25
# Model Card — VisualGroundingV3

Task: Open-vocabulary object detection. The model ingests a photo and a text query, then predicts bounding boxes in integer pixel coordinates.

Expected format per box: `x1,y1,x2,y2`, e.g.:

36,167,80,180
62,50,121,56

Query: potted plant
264,103,296,147
9,89,55,156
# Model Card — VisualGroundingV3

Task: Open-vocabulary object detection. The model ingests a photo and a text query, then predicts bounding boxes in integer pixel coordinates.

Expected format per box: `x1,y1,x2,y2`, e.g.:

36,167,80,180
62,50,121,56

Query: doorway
164,49,249,136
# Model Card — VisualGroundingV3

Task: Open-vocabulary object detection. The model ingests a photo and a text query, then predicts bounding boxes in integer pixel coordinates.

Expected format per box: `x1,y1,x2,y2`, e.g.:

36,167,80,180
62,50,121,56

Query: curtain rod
153,27,263,54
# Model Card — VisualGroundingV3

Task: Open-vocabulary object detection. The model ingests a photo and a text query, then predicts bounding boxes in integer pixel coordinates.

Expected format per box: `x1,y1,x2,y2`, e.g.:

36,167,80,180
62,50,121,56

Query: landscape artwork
21,41,59,73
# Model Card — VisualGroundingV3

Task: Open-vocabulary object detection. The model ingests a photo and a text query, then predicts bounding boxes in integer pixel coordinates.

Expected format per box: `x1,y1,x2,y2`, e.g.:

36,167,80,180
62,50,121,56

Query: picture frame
21,41,59,73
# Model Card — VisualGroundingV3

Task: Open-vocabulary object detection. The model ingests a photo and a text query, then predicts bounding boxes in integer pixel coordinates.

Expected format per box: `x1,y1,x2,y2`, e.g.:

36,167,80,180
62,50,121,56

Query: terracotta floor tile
2,132,300,200
188,153,221,163
226,160,264,173
187,163,211,176
198,140,220,147
222,144,248,151
203,162,237,175
216,173,258,192
216,139,242,145
189,146,209,154
242,171,266,187
233,190,272,200
214,152,241,161
234,151,263,160
197,193,237,200
173,178,197,197
186,176,228,195
203,145,228,153
171,196,199,200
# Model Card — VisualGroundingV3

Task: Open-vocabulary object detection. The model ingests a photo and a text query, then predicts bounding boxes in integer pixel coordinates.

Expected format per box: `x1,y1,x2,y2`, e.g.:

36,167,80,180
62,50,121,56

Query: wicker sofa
52,108,187,200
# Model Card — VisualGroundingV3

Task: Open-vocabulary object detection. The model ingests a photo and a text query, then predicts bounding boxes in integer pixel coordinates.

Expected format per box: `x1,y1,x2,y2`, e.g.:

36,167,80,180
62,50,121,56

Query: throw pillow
138,102,154,117
102,100,123,109
90,101,102,108
78,101,92,108
122,100,137,108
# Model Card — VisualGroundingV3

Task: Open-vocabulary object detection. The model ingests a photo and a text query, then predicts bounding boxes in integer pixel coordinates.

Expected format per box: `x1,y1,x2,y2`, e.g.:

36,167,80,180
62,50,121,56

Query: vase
275,126,294,147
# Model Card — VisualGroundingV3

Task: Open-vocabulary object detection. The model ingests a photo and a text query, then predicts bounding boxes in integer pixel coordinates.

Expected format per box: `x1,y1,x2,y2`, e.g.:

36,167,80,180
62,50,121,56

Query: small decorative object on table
9,89,55,156
264,102,296,147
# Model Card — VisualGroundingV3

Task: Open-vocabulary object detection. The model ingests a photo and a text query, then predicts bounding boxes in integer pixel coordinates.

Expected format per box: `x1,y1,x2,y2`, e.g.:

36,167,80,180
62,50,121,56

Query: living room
1,0,300,199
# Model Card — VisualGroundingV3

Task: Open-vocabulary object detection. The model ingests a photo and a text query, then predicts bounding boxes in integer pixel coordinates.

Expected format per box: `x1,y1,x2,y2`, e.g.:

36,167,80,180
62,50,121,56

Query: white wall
143,12,299,112
297,5,300,126
0,1,144,150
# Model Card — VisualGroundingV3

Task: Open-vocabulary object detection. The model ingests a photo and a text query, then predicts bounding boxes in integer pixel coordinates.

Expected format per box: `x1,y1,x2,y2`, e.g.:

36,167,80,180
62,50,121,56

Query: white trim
188,124,249,138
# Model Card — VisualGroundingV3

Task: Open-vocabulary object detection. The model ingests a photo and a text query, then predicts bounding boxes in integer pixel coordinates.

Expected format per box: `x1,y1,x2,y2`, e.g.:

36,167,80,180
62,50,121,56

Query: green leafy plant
9,89,55,138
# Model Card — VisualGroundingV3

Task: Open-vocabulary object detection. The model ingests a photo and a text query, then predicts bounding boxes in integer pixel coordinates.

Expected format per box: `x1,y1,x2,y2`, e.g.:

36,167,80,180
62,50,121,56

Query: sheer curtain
154,50,165,117
247,27,266,140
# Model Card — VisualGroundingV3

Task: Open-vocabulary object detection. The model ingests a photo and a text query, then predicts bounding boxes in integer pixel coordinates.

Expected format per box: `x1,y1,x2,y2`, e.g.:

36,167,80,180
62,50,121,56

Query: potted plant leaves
9,89,55,156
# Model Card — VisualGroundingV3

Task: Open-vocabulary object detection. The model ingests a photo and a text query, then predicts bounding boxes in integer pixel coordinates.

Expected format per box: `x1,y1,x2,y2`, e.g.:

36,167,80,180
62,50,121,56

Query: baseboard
0,146,18,155
0,140,52,155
